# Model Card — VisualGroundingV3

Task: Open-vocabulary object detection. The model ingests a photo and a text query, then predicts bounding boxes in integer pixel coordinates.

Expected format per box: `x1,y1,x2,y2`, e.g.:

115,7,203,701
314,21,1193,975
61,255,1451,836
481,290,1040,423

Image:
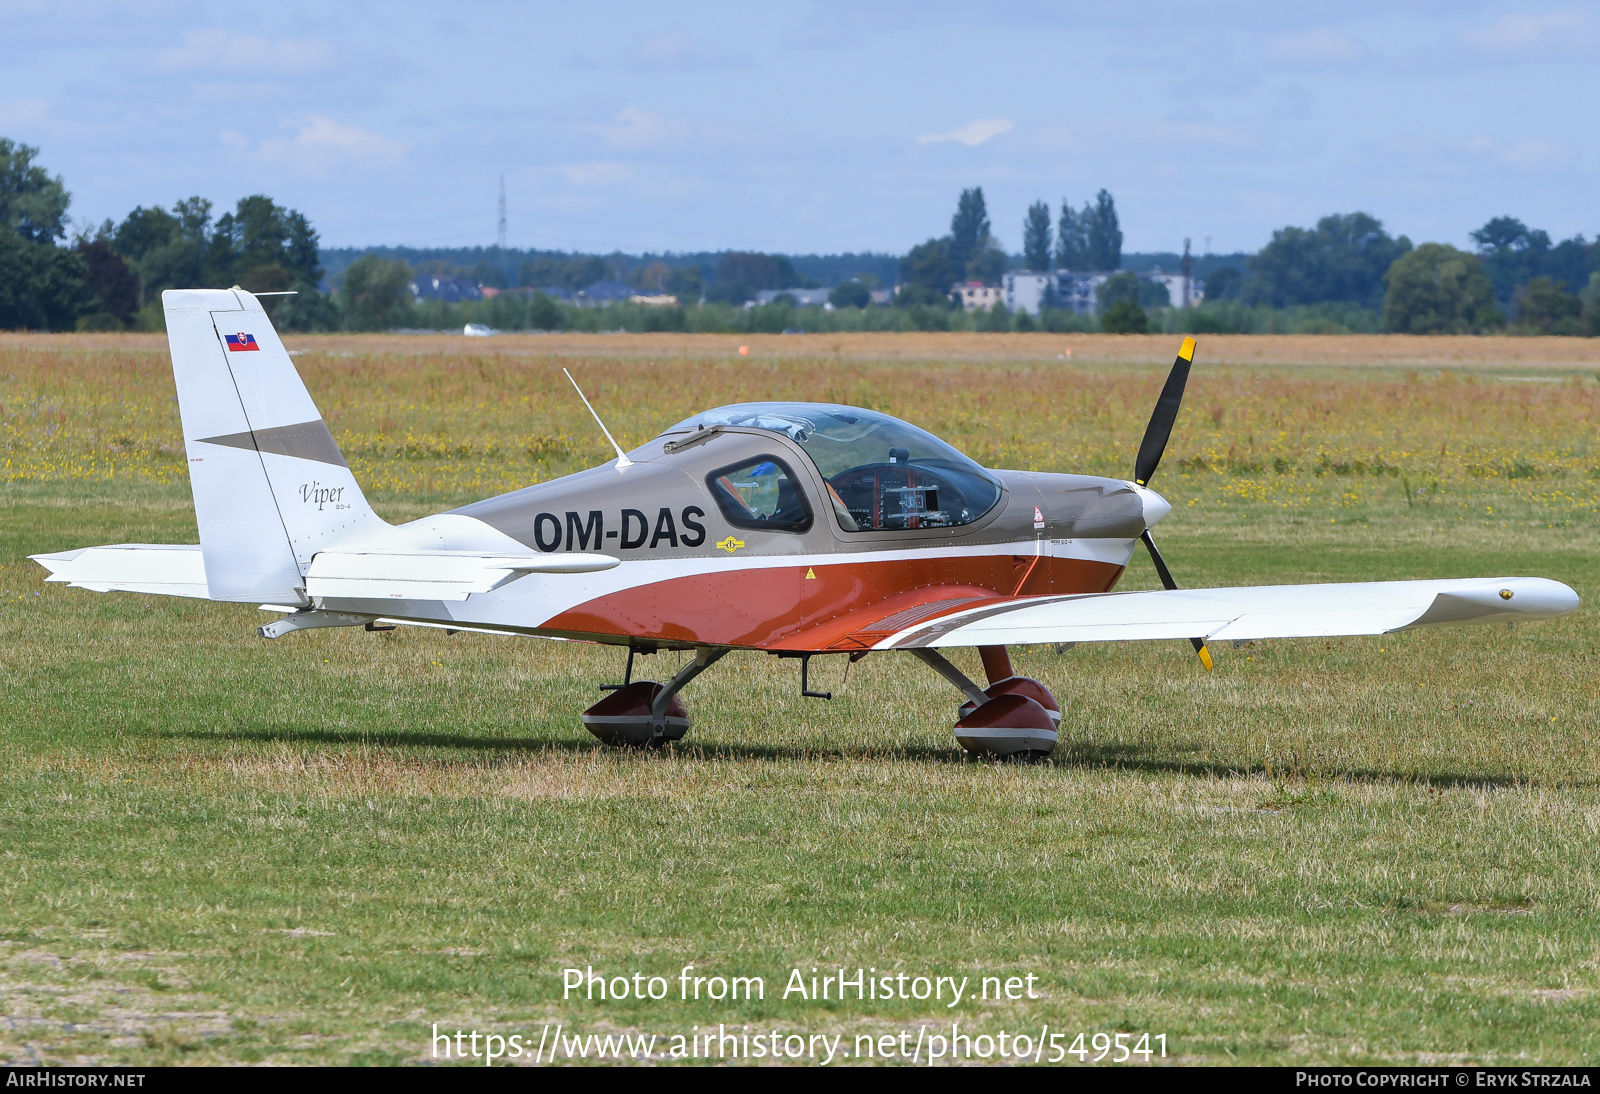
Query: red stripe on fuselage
541,553,1125,651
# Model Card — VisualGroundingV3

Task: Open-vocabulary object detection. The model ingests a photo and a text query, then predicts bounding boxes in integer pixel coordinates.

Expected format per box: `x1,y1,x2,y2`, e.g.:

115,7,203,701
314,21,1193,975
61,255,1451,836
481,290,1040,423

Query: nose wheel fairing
908,647,1061,760
957,675,1062,726
953,693,1058,759
953,672,1061,760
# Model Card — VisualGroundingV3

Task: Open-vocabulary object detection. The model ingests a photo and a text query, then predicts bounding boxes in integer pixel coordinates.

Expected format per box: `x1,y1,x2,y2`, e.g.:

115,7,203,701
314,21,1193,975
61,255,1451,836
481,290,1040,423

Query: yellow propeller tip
1179,337,1196,362
1197,645,1214,671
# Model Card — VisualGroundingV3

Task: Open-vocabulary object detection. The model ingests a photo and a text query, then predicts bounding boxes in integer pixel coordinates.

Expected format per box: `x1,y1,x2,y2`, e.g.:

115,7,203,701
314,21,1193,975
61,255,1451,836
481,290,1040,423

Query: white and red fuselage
329,407,1167,654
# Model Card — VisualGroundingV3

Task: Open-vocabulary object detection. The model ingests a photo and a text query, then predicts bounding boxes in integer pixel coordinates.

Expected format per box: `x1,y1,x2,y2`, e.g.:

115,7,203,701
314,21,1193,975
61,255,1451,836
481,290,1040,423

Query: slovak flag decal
225,333,260,352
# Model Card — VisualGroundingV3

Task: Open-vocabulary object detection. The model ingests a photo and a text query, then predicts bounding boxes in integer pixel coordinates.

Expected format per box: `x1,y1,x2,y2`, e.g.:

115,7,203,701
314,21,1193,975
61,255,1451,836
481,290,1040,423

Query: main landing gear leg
910,647,1059,761
650,648,727,735
582,647,728,749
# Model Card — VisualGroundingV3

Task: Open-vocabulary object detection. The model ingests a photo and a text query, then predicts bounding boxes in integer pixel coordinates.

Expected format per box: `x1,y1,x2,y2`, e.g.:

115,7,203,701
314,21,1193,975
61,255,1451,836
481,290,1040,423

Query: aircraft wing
32,544,210,598
303,549,618,601
33,544,618,604
872,577,1579,649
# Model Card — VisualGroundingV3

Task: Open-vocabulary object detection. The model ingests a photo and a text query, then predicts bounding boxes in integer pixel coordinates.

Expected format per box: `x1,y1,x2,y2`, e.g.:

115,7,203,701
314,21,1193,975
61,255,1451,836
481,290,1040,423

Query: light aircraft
34,289,1579,758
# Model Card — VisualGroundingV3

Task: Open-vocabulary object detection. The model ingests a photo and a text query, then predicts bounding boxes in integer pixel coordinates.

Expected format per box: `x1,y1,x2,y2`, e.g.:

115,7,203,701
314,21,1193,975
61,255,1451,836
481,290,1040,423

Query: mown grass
2,333,1599,1066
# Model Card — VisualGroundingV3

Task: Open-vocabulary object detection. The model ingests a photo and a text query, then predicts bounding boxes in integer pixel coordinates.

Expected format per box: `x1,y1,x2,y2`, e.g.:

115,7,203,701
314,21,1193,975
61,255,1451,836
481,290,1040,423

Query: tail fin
164,288,385,604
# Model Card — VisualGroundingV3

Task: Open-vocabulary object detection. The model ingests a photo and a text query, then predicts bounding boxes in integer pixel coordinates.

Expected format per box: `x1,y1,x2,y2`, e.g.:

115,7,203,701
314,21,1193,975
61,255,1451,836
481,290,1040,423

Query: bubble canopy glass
665,403,1003,531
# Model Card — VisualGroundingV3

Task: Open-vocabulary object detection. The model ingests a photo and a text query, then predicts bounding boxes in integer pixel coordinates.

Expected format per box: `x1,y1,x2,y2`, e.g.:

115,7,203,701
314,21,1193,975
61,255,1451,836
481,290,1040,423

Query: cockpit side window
705,456,813,533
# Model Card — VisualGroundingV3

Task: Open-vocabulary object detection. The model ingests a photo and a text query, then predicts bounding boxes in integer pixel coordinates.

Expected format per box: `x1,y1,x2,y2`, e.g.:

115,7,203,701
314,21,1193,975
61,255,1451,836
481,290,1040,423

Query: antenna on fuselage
562,368,633,470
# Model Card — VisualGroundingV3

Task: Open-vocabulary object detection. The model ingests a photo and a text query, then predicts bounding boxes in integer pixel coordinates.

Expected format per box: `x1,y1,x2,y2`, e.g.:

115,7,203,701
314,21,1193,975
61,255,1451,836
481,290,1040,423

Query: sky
3,1,1598,257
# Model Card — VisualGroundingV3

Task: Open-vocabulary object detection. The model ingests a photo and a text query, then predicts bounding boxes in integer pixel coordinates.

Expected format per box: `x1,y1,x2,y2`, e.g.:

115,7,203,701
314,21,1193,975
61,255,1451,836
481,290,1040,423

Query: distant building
1002,271,1052,316
571,280,635,306
629,294,680,307
754,288,833,308
954,282,1003,312
1053,272,1110,316
1138,242,1203,308
1001,267,1206,316
869,288,894,307
409,276,482,303
1143,268,1204,308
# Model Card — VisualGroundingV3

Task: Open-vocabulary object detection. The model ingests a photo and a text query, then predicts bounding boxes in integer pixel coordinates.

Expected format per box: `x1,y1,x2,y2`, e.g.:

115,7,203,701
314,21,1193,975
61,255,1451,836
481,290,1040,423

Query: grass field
3,332,1599,1066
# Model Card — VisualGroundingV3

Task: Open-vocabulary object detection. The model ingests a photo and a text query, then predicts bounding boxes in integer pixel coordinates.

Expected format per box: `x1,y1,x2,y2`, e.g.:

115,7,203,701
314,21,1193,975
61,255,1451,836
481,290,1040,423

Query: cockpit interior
668,403,1004,533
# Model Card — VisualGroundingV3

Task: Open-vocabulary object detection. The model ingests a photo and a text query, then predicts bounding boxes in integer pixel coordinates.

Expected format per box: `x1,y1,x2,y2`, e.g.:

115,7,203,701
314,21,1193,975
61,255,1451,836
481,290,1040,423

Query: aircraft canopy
665,403,1004,530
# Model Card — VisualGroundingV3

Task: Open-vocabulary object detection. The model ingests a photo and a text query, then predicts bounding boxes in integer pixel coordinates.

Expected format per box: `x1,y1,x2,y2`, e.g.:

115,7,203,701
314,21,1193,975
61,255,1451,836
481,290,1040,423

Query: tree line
1191,212,1598,335
0,138,337,331
322,246,902,304
873,185,1597,336
1,134,1596,335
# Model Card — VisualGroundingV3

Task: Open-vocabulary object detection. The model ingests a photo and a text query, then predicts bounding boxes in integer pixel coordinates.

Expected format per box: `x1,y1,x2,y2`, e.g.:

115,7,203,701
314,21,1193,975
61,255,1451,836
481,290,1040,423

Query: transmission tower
497,174,507,249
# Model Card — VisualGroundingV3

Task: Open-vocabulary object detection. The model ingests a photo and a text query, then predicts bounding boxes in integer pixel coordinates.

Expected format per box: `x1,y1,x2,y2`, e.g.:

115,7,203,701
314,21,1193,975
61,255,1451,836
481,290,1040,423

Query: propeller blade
1140,529,1213,671
1133,336,1197,487
1139,529,1179,590
1134,339,1209,669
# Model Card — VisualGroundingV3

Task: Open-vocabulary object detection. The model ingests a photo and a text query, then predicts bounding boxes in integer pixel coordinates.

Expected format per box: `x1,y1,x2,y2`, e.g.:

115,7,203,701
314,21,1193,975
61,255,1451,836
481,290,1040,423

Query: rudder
164,288,384,603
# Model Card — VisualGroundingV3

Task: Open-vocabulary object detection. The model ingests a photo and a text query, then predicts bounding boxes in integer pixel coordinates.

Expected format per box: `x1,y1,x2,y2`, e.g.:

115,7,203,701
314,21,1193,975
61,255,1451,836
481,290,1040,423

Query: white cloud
152,29,336,74
1460,11,1590,59
624,31,750,70
1464,136,1570,169
1360,134,1572,175
916,119,1013,147
552,162,635,187
1270,84,1316,121
780,22,856,51
591,107,692,150
1033,116,1254,155
579,107,747,153
254,117,407,172
1266,28,1365,66
0,98,51,129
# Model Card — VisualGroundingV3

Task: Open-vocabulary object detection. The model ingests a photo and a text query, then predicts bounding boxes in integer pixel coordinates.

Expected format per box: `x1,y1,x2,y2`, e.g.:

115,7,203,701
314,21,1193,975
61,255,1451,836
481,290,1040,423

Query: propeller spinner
1133,337,1213,671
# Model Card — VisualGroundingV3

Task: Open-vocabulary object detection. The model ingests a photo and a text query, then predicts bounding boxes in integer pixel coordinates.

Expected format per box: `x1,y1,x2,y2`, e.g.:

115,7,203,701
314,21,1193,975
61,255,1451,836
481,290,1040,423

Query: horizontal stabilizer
31,544,209,599
305,549,619,602
877,577,1579,650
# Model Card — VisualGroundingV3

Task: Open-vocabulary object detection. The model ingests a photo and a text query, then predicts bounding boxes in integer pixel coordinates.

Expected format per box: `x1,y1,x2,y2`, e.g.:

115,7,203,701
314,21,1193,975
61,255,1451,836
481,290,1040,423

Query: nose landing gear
957,677,1062,726
910,645,1060,760
953,693,1058,759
